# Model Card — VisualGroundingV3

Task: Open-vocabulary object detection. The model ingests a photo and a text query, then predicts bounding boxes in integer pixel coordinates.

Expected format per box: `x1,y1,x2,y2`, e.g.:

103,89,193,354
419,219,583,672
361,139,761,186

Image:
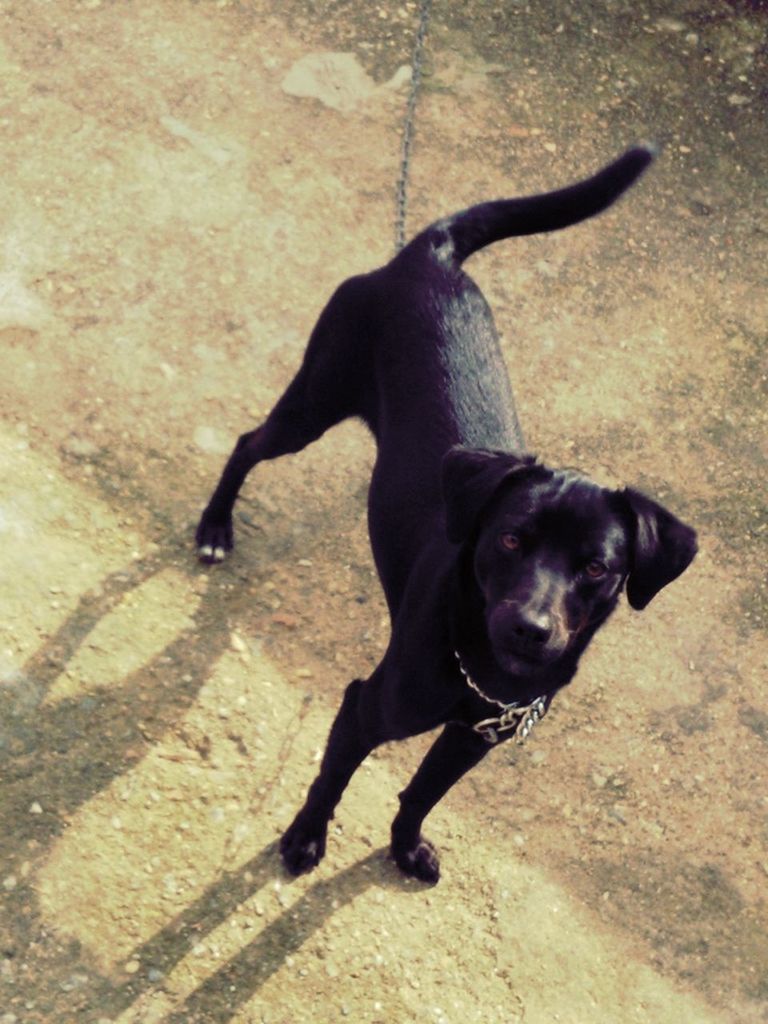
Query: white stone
281,52,409,113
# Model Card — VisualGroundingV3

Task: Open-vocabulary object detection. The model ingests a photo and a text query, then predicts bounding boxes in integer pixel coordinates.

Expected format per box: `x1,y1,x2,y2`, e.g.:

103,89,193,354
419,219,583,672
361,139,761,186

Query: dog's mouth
492,643,553,676
489,622,568,676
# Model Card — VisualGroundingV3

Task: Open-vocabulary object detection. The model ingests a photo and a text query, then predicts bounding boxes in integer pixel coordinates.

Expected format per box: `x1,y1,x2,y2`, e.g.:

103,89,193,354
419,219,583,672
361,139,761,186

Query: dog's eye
586,560,608,579
499,533,520,552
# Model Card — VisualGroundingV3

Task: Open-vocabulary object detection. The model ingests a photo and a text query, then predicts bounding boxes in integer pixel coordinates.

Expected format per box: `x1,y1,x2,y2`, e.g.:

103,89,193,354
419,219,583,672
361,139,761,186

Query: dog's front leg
390,722,491,884
280,678,378,876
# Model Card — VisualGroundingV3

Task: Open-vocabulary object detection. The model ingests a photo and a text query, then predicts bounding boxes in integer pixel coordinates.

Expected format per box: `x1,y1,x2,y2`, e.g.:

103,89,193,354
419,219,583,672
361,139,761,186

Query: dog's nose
512,609,553,646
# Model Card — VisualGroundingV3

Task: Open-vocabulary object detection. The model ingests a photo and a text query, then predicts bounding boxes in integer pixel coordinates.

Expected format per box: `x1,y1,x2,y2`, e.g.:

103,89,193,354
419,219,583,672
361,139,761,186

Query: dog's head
443,447,697,677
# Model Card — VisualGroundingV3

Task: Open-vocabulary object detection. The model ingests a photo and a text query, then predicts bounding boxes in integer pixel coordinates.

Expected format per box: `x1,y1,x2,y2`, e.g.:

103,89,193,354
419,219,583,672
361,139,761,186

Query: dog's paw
280,816,328,876
392,836,441,884
195,511,233,564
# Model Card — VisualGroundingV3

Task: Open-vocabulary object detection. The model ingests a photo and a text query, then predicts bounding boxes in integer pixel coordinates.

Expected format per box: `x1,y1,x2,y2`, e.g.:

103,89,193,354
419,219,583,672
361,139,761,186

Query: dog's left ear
442,447,537,543
622,488,698,610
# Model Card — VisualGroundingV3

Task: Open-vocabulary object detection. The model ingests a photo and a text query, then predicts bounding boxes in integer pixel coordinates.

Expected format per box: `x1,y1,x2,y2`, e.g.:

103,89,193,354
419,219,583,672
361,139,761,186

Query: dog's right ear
441,447,536,543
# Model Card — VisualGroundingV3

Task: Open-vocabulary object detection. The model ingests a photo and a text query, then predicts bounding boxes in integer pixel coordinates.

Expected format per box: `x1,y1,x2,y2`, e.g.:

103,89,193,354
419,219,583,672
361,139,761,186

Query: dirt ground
1,1,767,1022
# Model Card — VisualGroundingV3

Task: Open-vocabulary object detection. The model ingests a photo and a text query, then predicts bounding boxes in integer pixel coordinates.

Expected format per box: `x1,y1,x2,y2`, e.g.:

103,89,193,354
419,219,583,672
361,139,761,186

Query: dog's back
361,145,655,449
362,146,655,606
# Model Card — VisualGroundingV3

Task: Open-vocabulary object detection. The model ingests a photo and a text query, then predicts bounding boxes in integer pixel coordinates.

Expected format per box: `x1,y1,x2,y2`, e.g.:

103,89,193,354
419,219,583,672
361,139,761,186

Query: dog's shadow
105,841,419,1023
2,528,414,1024
2,546,230,857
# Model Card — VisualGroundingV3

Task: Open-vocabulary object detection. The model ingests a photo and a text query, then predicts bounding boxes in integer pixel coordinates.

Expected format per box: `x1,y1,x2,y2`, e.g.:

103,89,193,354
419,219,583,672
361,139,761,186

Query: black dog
196,146,697,883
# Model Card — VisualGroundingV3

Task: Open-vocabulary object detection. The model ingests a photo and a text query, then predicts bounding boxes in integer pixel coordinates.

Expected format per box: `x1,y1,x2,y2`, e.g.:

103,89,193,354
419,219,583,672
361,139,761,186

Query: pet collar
454,651,548,745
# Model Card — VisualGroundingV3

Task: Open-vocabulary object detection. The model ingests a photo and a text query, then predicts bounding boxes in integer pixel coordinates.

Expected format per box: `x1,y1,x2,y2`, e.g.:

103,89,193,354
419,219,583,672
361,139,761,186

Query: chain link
455,652,549,745
395,0,433,253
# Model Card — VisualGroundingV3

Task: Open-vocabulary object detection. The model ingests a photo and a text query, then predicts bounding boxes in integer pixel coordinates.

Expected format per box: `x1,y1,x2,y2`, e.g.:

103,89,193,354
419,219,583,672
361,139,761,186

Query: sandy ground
1,1,767,1022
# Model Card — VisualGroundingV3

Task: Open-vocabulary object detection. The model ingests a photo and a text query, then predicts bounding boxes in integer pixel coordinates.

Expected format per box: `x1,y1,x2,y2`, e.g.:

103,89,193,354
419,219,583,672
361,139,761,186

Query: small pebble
62,436,99,458
656,17,686,31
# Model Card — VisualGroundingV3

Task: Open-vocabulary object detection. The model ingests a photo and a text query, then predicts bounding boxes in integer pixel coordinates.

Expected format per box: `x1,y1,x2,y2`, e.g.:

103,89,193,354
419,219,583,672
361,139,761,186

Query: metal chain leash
395,0,433,253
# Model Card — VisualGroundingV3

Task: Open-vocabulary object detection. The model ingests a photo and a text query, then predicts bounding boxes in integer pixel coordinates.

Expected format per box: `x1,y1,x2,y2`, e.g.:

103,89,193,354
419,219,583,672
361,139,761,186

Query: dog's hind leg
196,282,368,562
196,383,332,561
390,723,491,883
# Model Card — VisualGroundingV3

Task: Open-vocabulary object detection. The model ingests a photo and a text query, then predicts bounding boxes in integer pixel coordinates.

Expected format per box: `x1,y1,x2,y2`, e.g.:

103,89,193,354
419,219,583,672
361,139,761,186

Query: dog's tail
417,145,656,266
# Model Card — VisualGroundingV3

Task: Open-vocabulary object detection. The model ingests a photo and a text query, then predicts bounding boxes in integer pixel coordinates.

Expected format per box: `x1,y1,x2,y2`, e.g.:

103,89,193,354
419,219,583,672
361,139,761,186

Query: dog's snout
488,595,569,670
512,608,553,646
